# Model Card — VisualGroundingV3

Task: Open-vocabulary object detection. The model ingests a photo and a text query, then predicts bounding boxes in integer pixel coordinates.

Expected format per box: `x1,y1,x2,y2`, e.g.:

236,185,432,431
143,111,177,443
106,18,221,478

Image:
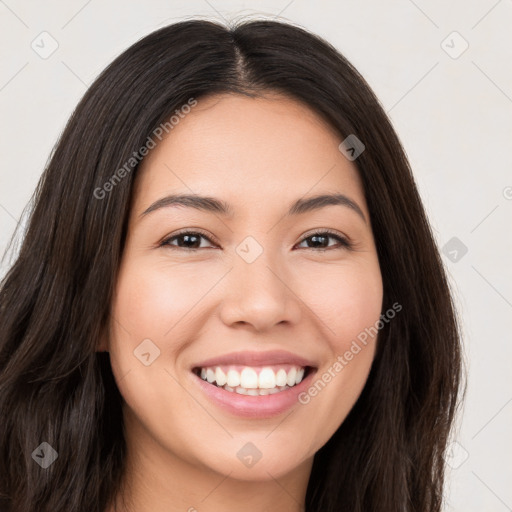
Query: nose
218,250,302,332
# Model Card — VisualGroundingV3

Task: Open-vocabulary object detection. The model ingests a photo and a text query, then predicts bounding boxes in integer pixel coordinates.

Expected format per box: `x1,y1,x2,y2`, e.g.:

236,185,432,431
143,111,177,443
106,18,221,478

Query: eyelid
160,228,353,251
160,228,219,246
296,228,353,250
301,227,347,240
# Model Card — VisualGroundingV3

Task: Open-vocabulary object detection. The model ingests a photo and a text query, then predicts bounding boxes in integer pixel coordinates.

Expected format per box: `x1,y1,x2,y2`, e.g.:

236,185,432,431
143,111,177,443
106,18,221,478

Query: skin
98,92,383,512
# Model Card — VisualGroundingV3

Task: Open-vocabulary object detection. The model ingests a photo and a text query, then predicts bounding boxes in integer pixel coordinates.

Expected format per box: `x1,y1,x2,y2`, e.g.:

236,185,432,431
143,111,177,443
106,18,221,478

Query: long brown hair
0,18,464,512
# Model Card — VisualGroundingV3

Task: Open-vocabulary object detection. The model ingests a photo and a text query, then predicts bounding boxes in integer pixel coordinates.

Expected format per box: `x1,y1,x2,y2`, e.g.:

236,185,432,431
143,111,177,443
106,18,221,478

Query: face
102,93,383,483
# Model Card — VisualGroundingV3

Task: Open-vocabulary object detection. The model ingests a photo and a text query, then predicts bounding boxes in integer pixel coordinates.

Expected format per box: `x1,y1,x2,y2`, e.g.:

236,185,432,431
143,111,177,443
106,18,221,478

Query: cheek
107,260,186,389
107,260,209,450
292,260,382,445
111,259,218,338
296,260,383,347
107,258,227,404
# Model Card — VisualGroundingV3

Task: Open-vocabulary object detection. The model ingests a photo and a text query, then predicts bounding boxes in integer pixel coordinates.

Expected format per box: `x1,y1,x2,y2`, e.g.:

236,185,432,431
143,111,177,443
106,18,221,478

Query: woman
0,18,464,512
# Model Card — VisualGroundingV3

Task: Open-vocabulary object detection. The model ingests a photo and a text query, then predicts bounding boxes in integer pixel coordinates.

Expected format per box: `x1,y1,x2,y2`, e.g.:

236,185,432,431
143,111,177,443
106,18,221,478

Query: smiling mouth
192,365,315,396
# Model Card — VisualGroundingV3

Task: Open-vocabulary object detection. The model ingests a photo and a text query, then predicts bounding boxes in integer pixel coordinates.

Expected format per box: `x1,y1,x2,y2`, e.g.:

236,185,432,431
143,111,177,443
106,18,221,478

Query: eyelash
159,228,353,252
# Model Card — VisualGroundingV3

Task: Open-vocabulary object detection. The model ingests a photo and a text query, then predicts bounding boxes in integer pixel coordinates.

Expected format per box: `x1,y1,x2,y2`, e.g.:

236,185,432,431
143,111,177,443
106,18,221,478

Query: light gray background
0,1,511,510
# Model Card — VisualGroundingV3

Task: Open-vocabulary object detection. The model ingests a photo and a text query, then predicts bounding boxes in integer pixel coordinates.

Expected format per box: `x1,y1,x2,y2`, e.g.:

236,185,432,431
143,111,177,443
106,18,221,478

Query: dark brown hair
0,17,464,512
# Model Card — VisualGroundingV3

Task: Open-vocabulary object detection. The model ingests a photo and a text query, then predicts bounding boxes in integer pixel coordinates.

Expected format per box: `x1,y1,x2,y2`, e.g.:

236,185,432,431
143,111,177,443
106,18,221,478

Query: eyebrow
139,192,366,223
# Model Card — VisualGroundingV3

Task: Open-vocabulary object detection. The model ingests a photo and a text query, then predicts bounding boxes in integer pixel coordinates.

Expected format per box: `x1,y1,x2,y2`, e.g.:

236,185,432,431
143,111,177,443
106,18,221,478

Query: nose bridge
219,236,301,330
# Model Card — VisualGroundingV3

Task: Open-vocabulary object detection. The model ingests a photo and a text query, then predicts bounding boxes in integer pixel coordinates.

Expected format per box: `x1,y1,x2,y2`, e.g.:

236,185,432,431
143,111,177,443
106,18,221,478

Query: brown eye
159,229,352,252
160,231,216,250
296,230,353,251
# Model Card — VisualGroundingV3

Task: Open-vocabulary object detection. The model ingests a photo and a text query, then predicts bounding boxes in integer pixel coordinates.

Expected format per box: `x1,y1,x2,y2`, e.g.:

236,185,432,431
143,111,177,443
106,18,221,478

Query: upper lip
192,350,317,369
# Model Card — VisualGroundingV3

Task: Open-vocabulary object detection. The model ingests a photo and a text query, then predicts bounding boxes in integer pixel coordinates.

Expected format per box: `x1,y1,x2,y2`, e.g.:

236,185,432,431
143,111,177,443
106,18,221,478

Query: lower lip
192,369,316,419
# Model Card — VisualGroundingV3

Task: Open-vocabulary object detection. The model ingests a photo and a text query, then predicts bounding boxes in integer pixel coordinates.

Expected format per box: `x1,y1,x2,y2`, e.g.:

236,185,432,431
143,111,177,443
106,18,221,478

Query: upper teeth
199,366,305,389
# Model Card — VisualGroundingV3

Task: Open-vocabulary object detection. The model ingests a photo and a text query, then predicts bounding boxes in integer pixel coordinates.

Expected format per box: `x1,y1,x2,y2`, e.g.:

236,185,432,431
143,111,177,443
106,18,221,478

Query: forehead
134,93,366,217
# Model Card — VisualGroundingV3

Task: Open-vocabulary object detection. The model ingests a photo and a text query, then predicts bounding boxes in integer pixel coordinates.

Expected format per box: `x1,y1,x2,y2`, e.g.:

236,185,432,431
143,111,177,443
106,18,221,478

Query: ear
96,326,110,352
